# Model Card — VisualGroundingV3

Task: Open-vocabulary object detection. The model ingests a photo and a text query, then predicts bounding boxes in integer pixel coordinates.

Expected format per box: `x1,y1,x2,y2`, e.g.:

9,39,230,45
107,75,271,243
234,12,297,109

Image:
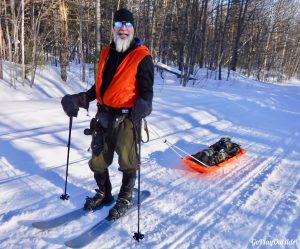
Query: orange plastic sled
182,148,247,173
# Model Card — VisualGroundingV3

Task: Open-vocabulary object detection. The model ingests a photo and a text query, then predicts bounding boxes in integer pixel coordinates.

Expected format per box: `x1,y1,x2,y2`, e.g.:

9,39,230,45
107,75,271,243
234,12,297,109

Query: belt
97,104,131,116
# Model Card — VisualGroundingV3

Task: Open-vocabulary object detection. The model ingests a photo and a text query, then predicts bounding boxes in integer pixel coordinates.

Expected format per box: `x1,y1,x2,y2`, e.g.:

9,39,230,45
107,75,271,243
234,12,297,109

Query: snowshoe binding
108,197,132,220
84,189,113,211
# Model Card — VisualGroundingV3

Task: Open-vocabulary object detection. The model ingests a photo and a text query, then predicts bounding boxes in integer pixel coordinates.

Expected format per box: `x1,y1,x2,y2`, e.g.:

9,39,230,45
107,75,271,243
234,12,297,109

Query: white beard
113,31,134,53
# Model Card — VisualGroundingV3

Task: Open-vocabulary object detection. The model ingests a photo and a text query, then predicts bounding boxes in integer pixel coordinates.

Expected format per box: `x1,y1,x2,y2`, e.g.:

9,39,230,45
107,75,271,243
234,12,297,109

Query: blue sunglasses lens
114,21,133,28
114,21,122,28
125,22,133,28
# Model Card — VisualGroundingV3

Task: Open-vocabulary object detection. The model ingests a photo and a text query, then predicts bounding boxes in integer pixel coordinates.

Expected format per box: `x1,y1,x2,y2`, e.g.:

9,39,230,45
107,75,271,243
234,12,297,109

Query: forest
0,0,300,87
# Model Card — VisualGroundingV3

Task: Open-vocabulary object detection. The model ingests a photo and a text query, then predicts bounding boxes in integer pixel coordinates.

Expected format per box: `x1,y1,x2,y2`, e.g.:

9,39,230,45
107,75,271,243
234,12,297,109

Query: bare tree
58,0,69,82
218,0,231,80
21,0,25,84
95,0,101,54
3,0,16,88
1,0,300,87
229,0,251,72
29,0,53,87
78,0,85,82
0,3,3,80
199,0,209,68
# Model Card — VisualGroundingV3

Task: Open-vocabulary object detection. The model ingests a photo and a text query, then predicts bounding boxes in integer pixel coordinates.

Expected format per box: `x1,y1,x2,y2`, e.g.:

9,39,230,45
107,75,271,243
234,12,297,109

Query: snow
0,63,300,249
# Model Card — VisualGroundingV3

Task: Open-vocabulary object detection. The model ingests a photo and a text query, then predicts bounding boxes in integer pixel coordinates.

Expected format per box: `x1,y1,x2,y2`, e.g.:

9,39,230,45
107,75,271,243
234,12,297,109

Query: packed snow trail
0,71,299,249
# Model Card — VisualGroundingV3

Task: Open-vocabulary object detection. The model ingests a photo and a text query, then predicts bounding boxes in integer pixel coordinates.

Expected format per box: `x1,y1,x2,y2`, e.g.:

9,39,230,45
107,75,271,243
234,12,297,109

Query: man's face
113,21,134,40
113,21,134,52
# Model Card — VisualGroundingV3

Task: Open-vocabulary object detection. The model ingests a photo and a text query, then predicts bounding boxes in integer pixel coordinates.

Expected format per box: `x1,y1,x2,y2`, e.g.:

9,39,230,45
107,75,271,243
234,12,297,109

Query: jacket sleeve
85,84,96,103
136,55,154,103
130,55,154,123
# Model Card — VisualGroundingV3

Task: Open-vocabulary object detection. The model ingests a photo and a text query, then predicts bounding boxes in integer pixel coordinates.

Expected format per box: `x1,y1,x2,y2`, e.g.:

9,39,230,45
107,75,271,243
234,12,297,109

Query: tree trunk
95,0,101,80
78,0,85,82
12,0,19,87
261,31,272,81
21,0,25,84
230,0,249,72
4,0,14,87
30,1,45,87
95,0,101,55
0,13,3,80
218,0,231,80
199,0,208,68
59,0,69,82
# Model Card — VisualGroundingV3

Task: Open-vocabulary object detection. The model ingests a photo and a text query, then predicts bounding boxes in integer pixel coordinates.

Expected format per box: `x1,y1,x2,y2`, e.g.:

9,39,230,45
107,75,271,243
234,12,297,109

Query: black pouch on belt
84,118,105,156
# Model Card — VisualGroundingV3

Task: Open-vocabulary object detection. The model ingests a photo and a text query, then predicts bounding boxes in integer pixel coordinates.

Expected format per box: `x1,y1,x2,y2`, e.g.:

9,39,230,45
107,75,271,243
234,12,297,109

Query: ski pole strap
133,118,150,144
141,118,149,143
133,120,142,165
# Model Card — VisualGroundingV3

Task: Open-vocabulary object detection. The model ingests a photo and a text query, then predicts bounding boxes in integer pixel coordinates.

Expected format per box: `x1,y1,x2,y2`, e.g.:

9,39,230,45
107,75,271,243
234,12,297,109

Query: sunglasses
113,21,134,28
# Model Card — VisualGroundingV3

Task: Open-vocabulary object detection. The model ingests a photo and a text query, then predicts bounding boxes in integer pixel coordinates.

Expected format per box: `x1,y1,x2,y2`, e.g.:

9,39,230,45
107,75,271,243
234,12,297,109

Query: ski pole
60,116,73,200
133,119,144,242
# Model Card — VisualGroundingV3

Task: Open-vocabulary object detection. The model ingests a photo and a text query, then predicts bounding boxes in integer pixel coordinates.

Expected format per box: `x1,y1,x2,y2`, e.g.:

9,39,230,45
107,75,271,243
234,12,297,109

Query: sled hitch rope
148,125,210,168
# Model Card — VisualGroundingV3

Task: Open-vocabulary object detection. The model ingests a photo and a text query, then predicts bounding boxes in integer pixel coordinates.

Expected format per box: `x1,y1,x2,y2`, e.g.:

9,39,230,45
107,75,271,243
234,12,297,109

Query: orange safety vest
95,45,151,108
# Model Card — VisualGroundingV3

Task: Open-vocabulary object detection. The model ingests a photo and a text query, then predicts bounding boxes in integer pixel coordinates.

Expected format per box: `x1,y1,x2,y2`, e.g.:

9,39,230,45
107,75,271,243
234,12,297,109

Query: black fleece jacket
85,38,154,107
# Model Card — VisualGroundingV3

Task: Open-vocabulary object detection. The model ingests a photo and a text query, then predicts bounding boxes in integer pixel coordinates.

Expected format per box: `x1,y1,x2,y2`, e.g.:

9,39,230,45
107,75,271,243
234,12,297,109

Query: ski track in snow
0,71,300,249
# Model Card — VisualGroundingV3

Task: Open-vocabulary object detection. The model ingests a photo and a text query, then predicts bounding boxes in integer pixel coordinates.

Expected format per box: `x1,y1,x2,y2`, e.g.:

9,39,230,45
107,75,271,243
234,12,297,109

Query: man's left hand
131,98,152,125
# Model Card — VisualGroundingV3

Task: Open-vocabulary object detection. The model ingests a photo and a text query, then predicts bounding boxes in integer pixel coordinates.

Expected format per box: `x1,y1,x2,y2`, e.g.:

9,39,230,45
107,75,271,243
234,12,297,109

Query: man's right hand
61,92,90,117
61,94,80,117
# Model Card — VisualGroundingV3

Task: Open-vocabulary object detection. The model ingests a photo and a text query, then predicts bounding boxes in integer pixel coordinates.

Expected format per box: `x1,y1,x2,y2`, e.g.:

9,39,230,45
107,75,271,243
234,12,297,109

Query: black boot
108,171,136,220
84,169,113,211
102,168,113,203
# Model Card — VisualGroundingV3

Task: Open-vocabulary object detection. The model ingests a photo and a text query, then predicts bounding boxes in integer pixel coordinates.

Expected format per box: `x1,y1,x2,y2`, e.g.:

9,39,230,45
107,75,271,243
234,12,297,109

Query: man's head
113,8,134,53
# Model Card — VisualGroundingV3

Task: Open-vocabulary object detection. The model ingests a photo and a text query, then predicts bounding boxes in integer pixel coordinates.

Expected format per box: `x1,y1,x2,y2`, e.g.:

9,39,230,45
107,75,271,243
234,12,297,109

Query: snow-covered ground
0,63,299,249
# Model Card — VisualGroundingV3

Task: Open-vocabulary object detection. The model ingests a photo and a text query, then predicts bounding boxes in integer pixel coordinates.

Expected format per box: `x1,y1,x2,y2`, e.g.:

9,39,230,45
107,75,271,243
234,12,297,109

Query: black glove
131,98,152,125
61,92,89,117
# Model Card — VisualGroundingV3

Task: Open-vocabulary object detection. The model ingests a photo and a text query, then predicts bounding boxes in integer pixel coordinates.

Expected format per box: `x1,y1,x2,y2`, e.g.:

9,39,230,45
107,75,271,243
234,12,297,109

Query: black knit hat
114,8,134,26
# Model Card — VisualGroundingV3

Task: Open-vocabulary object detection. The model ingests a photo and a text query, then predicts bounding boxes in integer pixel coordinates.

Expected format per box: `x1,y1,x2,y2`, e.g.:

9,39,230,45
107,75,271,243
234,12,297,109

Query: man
61,8,154,220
